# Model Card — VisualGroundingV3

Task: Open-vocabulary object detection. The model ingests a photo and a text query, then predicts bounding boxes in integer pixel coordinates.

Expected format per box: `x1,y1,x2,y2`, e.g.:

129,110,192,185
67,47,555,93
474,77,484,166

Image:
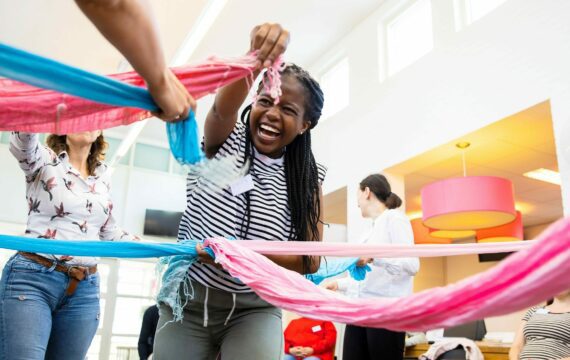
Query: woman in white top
325,174,419,360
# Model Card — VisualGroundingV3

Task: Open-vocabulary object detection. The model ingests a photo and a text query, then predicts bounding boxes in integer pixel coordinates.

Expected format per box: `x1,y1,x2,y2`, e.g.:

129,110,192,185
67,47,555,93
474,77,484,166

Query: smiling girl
153,23,327,360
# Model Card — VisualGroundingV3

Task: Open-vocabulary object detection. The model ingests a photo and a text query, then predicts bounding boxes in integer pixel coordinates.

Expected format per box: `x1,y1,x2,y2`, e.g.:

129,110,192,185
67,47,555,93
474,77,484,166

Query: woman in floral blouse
0,130,137,359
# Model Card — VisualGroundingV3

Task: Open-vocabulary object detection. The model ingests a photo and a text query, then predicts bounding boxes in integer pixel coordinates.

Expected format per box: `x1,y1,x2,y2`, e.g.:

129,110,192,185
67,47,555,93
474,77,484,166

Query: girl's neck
366,203,387,220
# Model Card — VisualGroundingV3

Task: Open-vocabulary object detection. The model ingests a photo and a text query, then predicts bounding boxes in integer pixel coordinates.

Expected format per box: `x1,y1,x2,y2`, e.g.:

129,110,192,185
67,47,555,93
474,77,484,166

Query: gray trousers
153,281,283,360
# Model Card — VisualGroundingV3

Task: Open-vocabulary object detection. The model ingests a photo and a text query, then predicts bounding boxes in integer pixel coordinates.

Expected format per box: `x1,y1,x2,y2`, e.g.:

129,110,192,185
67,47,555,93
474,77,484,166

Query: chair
438,320,487,359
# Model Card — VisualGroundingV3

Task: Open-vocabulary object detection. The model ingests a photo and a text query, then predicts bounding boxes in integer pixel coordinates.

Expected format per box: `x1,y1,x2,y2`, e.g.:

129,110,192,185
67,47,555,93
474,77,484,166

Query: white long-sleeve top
337,209,419,299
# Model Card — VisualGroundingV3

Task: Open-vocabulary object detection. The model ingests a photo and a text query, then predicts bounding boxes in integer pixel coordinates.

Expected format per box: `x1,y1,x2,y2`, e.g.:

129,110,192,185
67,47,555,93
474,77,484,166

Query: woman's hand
323,280,339,292
289,346,304,357
250,23,290,69
148,68,196,122
196,243,221,269
300,347,314,356
356,257,373,267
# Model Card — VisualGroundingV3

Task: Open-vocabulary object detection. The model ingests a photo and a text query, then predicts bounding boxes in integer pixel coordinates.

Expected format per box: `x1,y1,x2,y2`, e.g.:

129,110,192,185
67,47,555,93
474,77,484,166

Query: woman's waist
20,232,101,266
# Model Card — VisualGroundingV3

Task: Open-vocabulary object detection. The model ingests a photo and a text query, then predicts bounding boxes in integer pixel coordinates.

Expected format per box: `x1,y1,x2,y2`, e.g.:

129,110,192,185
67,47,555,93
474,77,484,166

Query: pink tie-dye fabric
0,55,260,134
205,217,570,331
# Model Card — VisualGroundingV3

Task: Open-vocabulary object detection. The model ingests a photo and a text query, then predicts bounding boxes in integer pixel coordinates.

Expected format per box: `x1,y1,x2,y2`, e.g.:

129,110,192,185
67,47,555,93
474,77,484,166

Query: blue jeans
0,253,100,359
283,355,321,360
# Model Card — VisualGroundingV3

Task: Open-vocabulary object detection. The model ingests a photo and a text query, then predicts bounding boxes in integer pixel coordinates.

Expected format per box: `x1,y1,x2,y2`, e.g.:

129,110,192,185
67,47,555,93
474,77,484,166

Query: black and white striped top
520,307,570,360
178,123,326,293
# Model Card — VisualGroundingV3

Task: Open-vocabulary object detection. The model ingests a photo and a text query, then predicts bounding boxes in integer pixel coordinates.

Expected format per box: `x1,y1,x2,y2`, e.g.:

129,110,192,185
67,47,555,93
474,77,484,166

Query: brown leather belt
18,252,97,296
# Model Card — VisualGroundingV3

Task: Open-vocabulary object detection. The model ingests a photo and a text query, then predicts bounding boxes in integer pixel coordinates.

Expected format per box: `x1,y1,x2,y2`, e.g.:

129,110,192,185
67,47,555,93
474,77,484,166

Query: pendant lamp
411,218,452,244
421,142,516,230
476,211,523,242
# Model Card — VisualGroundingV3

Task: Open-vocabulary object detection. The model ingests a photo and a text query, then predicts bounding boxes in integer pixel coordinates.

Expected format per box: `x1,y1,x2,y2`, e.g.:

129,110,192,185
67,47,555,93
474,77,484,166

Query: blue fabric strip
0,43,203,165
0,234,199,258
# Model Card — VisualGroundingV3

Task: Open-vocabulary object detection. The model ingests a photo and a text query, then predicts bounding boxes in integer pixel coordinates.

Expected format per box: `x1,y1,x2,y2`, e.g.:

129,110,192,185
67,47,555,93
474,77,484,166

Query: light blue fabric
0,42,203,165
0,234,199,258
166,114,205,165
306,258,371,285
0,253,100,359
0,234,370,322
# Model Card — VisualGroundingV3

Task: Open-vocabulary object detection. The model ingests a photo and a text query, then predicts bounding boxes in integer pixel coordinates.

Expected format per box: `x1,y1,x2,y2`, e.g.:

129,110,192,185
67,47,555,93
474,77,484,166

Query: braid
241,105,254,239
239,64,324,274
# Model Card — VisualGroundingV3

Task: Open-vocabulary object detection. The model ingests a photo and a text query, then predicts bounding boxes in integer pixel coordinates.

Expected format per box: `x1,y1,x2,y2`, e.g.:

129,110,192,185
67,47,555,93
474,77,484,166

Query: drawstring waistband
224,293,237,326
202,286,237,327
203,286,209,327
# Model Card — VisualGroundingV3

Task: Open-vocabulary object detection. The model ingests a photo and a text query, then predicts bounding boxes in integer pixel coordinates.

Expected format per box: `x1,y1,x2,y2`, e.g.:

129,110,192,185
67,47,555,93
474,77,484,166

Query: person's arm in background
509,319,526,360
138,307,154,360
367,217,419,276
309,321,337,355
74,0,195,121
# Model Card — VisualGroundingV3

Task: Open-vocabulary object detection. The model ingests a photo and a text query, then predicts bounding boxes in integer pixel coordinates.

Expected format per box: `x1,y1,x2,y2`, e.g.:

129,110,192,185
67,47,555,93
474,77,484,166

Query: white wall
307,0,570,338
309,0,570,220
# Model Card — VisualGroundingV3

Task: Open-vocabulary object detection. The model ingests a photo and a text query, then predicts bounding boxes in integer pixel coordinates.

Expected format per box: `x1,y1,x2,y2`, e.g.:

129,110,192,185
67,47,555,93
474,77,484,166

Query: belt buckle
67,266,86,279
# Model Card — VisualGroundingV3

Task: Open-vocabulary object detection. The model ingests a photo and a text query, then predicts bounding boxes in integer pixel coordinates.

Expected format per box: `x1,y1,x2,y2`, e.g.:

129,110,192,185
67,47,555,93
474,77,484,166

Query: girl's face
249,75,310,158
357,187,370,218
67,130,102,148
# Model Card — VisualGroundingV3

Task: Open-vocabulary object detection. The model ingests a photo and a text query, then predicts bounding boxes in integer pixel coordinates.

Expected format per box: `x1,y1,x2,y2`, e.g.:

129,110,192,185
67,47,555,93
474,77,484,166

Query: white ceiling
394,101,563,228
0,0,385,142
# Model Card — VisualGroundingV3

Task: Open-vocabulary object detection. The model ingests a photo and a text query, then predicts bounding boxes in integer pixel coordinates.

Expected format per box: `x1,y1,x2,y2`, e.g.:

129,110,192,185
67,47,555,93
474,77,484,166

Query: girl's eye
257,97,272,106
282,107,297,116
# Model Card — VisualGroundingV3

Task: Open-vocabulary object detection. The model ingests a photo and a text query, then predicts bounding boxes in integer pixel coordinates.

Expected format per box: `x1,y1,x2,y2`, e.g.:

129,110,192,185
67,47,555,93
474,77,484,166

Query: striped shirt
178,123,326,293
520,306,570,360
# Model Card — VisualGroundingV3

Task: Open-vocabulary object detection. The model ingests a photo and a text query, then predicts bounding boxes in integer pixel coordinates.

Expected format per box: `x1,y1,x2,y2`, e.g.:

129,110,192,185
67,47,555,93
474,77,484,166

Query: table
405,341,511,360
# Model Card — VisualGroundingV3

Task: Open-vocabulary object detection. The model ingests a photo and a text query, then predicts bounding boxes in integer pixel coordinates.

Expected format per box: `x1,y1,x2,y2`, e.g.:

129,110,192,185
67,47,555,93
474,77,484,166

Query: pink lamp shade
411,218,452,244
429,228,476,239
477,211,523,242
421,176,516,230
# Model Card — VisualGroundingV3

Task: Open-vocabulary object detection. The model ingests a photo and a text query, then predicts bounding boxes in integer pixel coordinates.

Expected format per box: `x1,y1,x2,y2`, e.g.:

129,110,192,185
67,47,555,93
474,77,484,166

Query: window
133,143,170,172
105,137,131,166
87,258,158,359
171,158,189,176
0,132,10,144
465,0,507,24
320,58,349,120
387,0,433,76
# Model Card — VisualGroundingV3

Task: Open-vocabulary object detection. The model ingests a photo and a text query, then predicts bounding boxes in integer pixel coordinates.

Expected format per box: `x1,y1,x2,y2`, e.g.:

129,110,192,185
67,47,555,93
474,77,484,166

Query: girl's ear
363,187,371,199
299,120,310,135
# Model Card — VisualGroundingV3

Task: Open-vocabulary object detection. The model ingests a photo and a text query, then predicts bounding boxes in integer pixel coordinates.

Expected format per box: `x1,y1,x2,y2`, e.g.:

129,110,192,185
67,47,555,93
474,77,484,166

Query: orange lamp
411,218,452,244
429,228,476,239
476,211,523,242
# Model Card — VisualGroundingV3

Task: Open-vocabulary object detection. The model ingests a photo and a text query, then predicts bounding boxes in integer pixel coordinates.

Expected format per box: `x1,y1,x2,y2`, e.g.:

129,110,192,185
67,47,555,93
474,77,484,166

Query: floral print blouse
10,132,138,266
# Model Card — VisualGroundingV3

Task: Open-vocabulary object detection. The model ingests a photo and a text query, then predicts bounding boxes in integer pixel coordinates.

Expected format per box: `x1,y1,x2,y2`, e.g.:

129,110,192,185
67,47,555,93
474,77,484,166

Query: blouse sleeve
9,132,56,181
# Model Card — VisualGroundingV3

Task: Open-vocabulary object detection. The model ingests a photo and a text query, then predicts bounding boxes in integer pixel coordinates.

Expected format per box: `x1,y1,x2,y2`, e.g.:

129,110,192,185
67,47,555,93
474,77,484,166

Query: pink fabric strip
205,217,570,331
230,238,533,257
0,55,260,134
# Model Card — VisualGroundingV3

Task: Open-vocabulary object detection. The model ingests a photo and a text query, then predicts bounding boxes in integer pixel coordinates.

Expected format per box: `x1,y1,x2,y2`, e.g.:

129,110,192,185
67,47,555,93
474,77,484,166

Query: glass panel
105,137,131,165
110,335,139,360
98,298,106,330
171,157,189,176
116,260,158,297
133,143,170,172
387,0,433,75
86,334,101,360
467,0,507,24
0,132,10,144
98,263,110,295
0,249,14,268
112,298,155,335
320,58,350,120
